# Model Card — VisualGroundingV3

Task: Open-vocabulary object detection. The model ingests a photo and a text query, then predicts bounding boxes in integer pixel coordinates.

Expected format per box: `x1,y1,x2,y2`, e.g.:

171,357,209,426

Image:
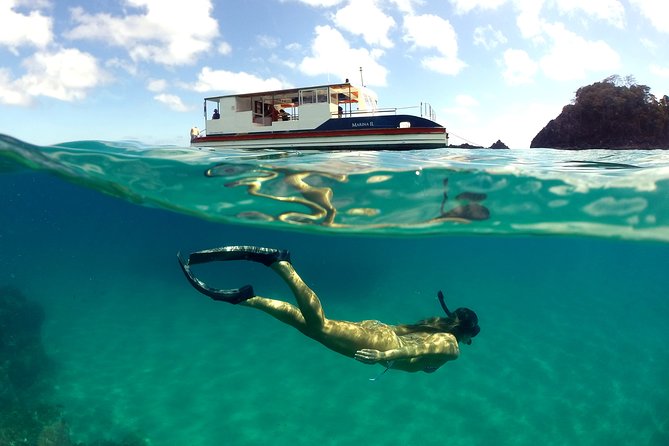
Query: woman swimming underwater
177,246,480,374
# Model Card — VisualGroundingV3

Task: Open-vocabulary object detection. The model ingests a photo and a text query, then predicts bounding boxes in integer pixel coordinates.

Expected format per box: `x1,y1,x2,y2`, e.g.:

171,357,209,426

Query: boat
189,82,448,150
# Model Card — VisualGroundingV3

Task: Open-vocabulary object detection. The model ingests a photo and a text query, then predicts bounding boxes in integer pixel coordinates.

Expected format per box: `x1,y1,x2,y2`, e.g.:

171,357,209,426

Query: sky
1,0,668,148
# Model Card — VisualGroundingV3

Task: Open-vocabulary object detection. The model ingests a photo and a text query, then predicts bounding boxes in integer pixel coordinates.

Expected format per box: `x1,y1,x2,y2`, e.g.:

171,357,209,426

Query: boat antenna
359,66,364,87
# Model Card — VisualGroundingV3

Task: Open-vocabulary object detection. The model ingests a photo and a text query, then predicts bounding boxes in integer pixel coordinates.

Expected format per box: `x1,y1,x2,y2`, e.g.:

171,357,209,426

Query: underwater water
1,134,668,446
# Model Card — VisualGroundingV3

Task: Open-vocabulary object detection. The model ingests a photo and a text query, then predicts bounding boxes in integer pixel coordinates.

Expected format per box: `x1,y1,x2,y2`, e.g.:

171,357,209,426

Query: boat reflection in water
205,163,490,229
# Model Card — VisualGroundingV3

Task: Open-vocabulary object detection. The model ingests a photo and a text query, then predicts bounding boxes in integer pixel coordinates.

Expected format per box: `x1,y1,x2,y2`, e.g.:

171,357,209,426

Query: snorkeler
177,246,480,375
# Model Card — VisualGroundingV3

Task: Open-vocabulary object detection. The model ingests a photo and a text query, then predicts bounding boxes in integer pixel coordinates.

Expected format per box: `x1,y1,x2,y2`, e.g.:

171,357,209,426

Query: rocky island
531,75,669,149
449,139,510,149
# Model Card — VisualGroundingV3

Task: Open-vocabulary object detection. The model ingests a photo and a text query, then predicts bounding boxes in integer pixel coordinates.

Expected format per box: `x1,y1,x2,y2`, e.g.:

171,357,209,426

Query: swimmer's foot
176,246,290,304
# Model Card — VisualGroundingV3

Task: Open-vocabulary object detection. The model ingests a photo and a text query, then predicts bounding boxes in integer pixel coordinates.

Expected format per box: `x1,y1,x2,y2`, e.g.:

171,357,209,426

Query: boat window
300,89,315,104
236,97,252,112
205,98,221,119
253,99,264,116
299,88,329,104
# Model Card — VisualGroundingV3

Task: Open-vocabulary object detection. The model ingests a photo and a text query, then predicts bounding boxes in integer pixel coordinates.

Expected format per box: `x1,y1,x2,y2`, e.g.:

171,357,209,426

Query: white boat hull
191,128,448,151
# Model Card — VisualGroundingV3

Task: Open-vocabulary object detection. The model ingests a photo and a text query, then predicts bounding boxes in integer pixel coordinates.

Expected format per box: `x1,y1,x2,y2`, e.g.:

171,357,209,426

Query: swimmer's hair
399,307,480,342
400,308,481,339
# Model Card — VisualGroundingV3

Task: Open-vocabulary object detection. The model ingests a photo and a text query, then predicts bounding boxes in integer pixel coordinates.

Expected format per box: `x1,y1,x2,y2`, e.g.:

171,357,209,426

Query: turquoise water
1,134,668,445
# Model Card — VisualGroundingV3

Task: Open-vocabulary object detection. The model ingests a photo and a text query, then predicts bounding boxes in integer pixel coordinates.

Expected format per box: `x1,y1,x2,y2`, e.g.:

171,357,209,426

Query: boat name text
351,122,374,128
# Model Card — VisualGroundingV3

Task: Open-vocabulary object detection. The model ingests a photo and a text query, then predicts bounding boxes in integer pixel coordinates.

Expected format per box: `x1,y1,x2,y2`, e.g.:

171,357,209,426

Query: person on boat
177,246,480,375
212,109,220,119
190,126,200,142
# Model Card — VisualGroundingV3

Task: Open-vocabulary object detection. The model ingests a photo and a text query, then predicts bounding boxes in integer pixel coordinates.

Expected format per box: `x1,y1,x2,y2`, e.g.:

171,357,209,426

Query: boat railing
420,102,437,121
332,103,437,121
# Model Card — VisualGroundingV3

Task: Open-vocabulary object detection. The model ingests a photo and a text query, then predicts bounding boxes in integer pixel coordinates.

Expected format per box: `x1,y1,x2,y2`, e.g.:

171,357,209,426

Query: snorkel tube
437,290,452,316
437,290,480,344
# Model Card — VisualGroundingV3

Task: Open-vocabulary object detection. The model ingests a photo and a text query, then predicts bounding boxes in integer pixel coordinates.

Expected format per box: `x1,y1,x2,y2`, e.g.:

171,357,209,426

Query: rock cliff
531,76,669,149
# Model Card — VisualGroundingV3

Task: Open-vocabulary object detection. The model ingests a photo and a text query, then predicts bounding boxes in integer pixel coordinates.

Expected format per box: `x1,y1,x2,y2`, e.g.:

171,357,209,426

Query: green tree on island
531,75,669,149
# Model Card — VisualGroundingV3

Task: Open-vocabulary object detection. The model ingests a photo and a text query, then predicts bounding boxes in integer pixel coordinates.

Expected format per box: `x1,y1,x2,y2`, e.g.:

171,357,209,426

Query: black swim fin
187,245,290,266
177,246,291,304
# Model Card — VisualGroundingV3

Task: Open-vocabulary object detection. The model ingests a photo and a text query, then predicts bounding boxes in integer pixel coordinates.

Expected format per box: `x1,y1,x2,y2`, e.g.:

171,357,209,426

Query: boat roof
203,82,376,103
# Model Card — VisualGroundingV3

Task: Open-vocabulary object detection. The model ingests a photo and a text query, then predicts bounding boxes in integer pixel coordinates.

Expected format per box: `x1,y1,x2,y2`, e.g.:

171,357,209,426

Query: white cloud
269,54,297,69
105,57,138,76
449,0,508,14
147,78,167,92
218,41,232,55
502,48,537,85
629,0,669,33
473,25,507,50
257,35,280,49
556,0,625,28
441,107,479,132
650,64,669,78
0,48,107,105
65,1,219,66
333,0,396,48
500,1,623,84
539,23,620,81
515,0,547,41
441,96,481,140
444,100,561,148
290,0,344,7
421,56,466,76
1,48,106,104
402,14,466,75
0,69,30,105
189,67,289,93
18,0,52,7
154,93,190,112
0,0,53,52
299,25,388,85
389,0,421,14
639,37,657,51
455,94,479,107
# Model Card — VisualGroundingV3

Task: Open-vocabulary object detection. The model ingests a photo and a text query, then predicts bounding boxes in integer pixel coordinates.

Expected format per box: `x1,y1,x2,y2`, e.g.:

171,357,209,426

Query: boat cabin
202,82,378,135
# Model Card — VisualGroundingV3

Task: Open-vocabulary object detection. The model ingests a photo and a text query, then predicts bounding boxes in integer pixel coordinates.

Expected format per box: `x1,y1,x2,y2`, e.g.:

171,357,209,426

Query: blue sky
1,0,668,147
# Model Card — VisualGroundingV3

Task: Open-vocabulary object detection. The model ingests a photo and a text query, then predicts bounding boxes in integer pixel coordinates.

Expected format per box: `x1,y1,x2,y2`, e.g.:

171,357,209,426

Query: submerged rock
0,286,50,406
38,419,73,446
0,286,149,446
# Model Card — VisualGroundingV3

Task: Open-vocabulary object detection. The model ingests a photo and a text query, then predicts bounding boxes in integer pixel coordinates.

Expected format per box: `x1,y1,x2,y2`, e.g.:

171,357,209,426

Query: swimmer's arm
354,334,459,364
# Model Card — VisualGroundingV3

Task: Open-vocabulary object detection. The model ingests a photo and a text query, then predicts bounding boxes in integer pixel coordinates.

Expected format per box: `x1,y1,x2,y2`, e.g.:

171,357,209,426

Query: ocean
1,134,668,446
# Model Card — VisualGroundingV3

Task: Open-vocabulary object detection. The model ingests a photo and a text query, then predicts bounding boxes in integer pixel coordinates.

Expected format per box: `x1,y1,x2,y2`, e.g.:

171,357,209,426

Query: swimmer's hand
355,349,383,364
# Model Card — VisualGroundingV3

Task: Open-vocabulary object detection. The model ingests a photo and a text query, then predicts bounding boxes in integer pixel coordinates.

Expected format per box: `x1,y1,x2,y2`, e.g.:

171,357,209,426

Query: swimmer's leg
269,260,326,332
265,261,400,357
178,246,324,332
240,297,308,333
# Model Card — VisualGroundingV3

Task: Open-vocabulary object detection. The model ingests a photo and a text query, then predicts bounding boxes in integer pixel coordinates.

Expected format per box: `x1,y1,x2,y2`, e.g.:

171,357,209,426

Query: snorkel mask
438,290,480,344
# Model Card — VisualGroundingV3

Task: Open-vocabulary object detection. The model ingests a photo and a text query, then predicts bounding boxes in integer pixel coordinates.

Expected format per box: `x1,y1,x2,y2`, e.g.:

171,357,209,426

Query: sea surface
1,133,668,446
